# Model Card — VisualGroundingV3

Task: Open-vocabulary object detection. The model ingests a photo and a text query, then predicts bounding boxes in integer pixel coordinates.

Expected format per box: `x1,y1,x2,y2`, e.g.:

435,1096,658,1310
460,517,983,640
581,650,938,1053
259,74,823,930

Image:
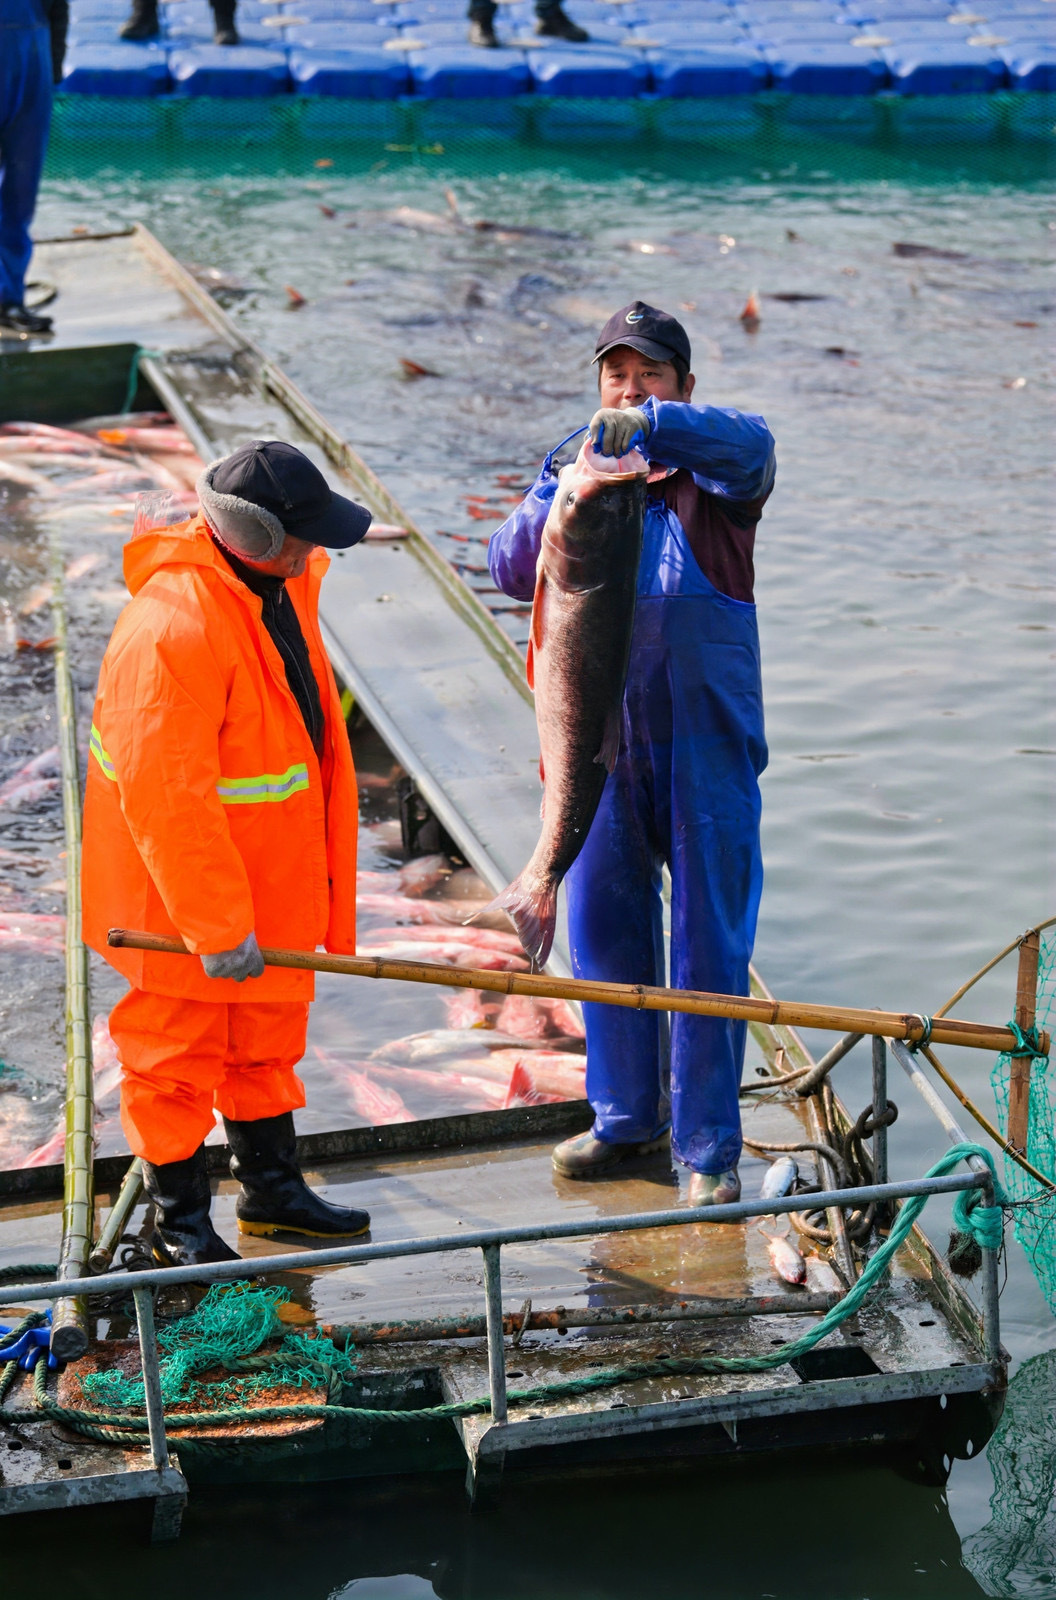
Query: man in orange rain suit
83,440,374,1267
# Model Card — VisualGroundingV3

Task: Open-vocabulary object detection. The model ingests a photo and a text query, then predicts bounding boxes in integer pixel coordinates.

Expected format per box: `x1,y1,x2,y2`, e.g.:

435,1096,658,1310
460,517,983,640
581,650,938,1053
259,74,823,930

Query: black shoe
468,18,499,46
119,0,159,40
210,0,240,44
535,7,589,41
142,1148,241,1268
0,303,53,335
225,1113,371,1240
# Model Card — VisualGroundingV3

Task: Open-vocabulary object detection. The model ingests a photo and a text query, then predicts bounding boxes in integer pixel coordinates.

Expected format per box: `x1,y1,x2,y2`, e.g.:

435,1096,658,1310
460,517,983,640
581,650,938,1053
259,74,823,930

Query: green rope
0,1264,59,1284
1007,1021,1049,1061
1,1145,1004,1443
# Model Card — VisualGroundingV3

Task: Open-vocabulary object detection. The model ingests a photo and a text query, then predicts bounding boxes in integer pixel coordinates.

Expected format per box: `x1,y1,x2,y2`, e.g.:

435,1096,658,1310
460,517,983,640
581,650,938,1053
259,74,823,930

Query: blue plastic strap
541,424,588,480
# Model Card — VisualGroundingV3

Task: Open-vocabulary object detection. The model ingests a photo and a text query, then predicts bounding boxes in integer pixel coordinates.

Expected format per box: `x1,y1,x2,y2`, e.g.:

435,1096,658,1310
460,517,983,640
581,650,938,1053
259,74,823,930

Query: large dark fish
488,442,648,967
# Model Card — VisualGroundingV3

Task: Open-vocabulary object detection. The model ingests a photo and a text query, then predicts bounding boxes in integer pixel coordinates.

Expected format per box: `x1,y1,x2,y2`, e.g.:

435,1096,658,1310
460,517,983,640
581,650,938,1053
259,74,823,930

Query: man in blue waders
0,0,65,335
489,302,775,1206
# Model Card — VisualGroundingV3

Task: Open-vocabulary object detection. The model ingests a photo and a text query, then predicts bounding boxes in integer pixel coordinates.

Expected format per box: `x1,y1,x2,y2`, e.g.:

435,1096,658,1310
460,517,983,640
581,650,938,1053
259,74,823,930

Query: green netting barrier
79,1283,358,1410
962,1347,1056,1597
44,93,1056,187
991,930,1056,1318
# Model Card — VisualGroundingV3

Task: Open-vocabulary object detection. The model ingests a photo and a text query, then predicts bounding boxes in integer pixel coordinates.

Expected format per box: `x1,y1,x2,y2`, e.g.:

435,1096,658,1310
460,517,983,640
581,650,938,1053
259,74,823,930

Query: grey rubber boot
552,1128,670,1179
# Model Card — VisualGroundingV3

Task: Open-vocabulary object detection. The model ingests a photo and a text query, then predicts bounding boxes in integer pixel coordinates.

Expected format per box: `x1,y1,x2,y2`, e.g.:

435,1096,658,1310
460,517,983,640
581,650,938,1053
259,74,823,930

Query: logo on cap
625,310,644,324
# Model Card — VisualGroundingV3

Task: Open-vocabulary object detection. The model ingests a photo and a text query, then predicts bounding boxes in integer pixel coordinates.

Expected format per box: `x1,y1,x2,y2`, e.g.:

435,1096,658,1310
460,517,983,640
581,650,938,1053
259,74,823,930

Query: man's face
599,345,695,409
241,532,318,579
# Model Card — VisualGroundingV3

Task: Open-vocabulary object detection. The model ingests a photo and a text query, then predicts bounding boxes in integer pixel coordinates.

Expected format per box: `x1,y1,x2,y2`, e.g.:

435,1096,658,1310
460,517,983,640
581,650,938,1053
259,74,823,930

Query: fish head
541,447,648,593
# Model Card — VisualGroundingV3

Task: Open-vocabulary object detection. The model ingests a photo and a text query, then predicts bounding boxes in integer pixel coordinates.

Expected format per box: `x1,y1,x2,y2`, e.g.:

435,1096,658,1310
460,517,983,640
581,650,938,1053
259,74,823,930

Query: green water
6,107,1055,1595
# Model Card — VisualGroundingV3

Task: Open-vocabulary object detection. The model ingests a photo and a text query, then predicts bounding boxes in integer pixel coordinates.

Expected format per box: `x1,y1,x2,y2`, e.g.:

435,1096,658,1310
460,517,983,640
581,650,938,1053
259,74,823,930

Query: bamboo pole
1007,928,1041,1155
51,555,94,1363
106,930,1044,1056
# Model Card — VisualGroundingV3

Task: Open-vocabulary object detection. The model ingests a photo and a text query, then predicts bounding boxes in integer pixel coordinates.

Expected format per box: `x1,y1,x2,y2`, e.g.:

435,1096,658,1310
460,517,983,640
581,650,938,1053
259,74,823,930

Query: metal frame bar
890,1040,1003,1362
0,1171,985,1310
872,1037,889,1187
132,1288,169,1472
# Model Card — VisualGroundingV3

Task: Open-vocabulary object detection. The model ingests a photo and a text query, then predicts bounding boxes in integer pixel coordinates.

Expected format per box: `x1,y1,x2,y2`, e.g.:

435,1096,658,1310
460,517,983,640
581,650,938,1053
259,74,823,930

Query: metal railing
3,1146,997,1464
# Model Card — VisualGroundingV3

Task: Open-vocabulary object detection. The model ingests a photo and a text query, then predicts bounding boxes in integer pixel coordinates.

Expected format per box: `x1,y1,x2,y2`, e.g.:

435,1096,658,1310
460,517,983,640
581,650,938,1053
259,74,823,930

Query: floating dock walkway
57,0,1056,101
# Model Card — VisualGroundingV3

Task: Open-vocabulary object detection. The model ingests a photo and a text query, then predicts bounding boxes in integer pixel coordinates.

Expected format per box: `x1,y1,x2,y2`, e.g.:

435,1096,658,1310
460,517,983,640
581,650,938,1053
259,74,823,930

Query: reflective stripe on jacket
82,514,358,1002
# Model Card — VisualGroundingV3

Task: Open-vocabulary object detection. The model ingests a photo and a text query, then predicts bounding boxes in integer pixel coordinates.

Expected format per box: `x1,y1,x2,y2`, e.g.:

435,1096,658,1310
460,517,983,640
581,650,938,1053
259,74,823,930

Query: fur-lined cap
197,440,372,561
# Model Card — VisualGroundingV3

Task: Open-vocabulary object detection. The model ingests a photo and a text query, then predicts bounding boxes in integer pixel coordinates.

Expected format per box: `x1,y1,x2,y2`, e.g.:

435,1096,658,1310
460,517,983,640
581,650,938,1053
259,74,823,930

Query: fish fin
526,572,546,693
594,707,622,775
478,873,556,969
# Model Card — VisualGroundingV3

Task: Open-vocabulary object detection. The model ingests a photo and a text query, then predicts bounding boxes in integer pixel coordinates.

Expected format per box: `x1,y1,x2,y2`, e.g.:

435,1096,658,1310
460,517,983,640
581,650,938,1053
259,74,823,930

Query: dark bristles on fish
484,442,648,968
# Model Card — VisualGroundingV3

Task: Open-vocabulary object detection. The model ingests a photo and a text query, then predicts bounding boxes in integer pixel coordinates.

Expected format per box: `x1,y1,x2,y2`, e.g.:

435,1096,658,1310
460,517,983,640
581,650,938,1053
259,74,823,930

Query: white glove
202,931,265,983
588,406,650,458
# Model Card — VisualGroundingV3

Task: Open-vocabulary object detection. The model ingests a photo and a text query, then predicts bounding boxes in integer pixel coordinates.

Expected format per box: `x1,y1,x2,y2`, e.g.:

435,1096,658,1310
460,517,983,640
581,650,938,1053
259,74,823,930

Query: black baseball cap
212,440,372,550
593,301,692,369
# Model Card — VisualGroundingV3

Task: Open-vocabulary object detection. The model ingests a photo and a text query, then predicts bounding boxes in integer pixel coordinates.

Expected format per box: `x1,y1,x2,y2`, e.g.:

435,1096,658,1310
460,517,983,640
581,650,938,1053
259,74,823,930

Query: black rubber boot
210,0,240,45
468,18,499,45
225,1113,371,1240
119,0,159,40
535,5,589,41
0,304,53,335
142,1147,241,1268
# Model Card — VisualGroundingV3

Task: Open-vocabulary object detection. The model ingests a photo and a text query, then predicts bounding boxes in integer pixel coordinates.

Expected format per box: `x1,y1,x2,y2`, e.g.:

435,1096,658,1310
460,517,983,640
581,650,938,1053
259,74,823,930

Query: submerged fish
0,747,60,798
364,1057,507,1110
372,1028,567,1065
444,989,499,1030
360,925,525,957
0,775,61,811
759,1155,798,1201
356,939,530,972
398,853,450,897
487,441,647,967
497,1051,586,1103
356,892,495,926
494,990,583,1041
311,1047,415,1125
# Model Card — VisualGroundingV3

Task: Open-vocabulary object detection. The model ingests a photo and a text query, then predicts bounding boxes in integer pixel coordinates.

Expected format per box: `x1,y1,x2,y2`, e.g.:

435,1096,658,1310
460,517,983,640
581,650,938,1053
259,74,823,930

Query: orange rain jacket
82,513,358,1003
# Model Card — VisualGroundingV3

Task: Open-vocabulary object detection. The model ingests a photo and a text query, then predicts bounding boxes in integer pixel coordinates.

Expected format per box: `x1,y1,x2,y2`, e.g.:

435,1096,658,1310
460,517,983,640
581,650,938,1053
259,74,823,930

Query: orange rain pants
110,989,309,1166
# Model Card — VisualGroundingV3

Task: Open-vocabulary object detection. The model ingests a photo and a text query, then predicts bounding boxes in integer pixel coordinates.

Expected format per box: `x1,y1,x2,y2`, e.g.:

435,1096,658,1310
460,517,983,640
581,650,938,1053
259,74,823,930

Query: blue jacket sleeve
487,469,557,601
639,396,776,504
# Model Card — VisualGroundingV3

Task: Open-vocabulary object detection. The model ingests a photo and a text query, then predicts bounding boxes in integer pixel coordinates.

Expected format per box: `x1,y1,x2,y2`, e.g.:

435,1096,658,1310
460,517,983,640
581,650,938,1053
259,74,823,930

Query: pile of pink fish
0,416,203,507
312,849,587,1124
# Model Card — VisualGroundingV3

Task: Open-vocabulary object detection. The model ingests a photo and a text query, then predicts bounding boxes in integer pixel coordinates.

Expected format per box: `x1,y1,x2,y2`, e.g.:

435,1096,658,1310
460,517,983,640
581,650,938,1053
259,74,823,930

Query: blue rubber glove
588,406,650,459
0,1317,60,1372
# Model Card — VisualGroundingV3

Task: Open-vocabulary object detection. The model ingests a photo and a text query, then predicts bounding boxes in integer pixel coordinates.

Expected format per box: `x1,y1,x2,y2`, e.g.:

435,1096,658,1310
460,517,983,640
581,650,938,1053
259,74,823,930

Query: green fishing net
81,1283,357,1412
991,929,1056,1317
962,1347,1056,1597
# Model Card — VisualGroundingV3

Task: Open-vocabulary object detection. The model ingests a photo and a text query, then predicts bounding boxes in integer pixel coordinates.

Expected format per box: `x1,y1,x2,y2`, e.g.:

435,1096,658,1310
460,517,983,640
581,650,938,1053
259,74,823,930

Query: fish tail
478,872,557,969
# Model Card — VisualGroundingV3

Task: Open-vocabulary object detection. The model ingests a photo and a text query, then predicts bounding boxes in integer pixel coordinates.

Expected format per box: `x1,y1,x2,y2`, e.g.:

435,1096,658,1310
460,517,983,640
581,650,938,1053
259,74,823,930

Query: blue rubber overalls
0,0,53,309
489,397,773,1175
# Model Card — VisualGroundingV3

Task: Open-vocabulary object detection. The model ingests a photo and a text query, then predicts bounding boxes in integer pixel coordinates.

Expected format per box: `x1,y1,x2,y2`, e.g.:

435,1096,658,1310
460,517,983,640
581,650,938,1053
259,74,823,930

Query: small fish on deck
759,1222,807,1286
759,1155,799,1201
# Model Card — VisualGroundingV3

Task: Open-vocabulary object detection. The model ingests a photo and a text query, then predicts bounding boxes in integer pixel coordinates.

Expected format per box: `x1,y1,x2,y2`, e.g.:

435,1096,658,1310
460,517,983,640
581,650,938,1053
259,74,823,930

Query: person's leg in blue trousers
566,748,671,1148
664,606,765,1176
0,27,52,311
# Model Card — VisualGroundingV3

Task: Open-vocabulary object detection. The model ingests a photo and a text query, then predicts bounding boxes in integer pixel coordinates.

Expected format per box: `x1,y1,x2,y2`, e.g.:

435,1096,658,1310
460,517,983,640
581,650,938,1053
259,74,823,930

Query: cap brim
290,490,373,550
593,335,682,366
